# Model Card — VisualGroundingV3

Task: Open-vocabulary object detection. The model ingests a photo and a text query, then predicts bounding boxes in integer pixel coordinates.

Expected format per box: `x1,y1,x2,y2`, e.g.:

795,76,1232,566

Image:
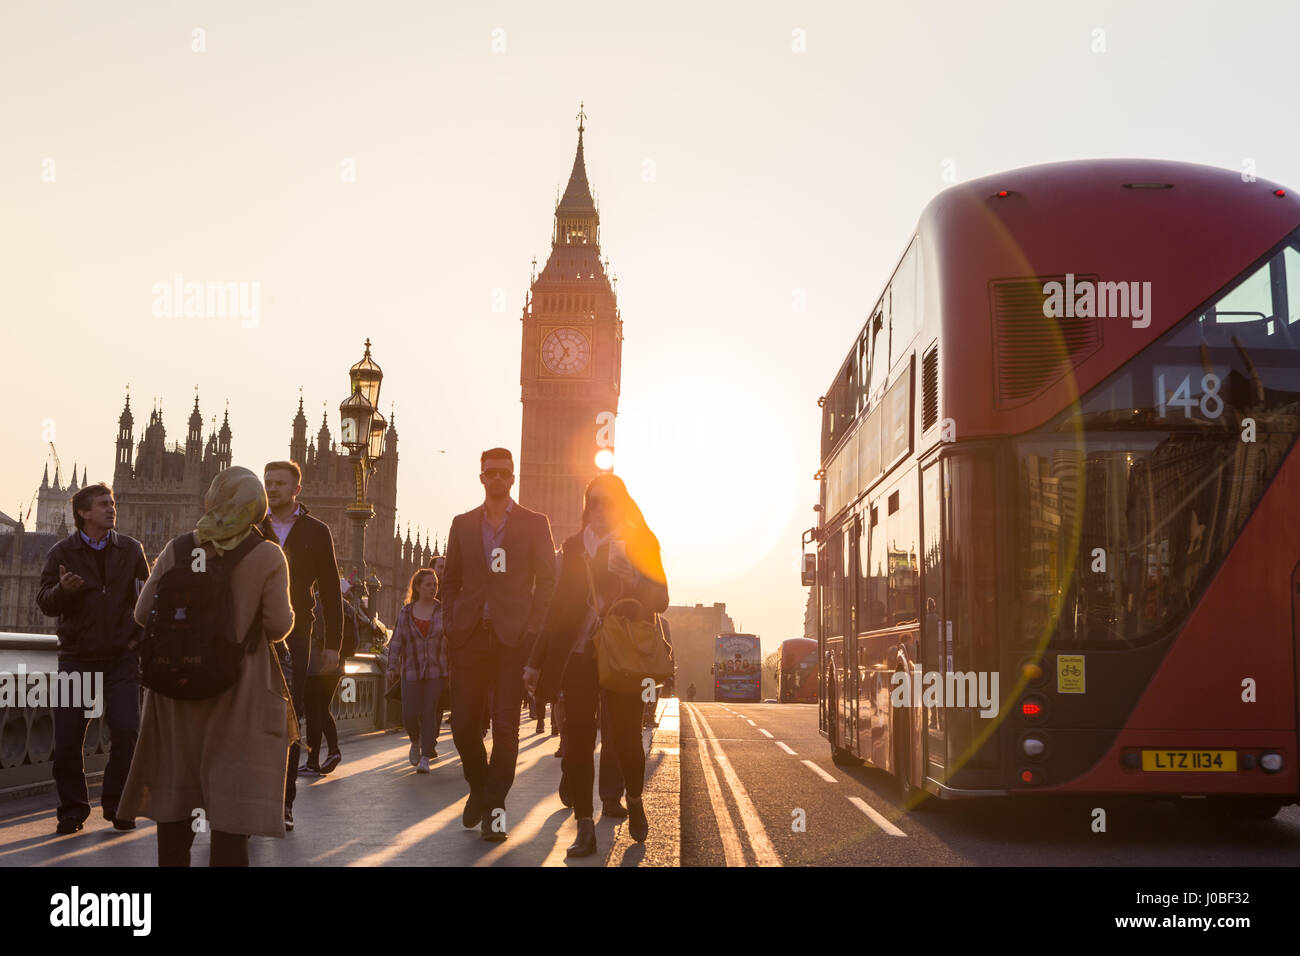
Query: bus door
846,512,862,754
1293,562,1300,754
921,459,947,782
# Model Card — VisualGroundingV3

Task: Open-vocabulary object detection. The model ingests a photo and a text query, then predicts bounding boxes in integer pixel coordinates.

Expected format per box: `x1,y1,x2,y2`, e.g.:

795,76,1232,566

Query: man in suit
441,448,556,841
259,460,343,831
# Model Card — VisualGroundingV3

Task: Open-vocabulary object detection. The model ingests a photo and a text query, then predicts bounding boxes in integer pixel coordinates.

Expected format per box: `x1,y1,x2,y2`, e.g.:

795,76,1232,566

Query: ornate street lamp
338,338,386,584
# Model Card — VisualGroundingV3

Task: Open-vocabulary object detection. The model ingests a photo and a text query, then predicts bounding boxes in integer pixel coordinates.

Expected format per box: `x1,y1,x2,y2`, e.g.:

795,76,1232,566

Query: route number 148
1156,372,1223,419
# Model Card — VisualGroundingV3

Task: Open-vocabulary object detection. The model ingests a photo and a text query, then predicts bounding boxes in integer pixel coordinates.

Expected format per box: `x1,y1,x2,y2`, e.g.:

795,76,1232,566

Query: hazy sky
3,0,1297,650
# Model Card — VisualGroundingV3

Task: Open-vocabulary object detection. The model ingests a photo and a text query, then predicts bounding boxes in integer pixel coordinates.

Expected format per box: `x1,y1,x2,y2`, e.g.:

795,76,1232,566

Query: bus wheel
892,704,930,810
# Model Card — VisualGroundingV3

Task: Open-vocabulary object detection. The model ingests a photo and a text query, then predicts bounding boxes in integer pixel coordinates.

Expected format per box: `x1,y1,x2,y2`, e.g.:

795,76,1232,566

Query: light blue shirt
480,498,514,622
79,530,109,550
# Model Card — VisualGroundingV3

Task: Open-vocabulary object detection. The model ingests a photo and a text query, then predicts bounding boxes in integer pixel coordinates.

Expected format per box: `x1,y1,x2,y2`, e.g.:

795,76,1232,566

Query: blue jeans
401,676,444,758
53,650,139,823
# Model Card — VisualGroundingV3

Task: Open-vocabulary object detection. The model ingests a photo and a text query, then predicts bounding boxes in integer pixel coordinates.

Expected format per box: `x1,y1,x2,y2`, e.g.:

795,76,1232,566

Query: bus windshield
1016,230,1300,647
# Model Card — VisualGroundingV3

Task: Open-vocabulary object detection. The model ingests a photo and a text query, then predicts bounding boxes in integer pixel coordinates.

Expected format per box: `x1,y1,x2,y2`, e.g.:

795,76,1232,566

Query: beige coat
118,536,297,838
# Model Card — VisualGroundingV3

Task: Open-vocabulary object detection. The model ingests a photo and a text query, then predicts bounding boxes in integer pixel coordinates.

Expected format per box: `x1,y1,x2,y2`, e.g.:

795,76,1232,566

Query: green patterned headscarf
195,466,268,554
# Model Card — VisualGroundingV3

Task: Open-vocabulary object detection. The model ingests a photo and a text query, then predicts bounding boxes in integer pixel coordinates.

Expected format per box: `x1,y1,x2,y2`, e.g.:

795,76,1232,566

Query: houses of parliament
0,391,438,631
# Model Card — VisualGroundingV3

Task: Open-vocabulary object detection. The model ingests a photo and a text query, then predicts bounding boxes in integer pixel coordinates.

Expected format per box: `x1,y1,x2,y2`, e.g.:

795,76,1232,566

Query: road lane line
745,719,757,727
684,704,747,867
775,742,797,755
801,759,838,783
690,705,783,867
848,796,907,837
757,728,773,739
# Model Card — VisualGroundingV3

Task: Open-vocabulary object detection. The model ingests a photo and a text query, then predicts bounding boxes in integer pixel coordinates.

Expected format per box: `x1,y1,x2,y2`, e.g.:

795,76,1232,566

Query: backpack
140,531,263,700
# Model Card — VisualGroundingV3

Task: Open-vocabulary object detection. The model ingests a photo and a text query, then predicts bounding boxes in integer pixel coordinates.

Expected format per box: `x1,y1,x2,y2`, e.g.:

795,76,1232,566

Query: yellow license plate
1141,750,1237,772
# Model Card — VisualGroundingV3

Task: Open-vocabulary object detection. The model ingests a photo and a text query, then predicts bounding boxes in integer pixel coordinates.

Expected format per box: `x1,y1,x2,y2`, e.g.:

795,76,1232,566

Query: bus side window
890,239,920,370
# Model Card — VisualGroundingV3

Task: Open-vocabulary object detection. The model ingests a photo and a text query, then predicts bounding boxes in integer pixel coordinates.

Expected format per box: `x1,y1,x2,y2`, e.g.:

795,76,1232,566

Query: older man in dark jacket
36,483,149,834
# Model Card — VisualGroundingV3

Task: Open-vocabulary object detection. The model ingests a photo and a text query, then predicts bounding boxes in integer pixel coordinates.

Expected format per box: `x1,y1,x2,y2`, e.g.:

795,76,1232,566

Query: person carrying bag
525,474,669,858
582,553,673,694
118,466,297,866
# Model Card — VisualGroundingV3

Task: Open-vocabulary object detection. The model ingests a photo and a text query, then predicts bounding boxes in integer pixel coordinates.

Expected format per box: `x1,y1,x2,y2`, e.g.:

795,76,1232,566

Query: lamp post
339,338,387,589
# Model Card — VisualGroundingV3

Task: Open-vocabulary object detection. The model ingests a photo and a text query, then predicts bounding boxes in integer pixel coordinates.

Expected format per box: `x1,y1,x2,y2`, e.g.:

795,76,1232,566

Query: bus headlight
1259,752,1284,773
1021,735,1046,759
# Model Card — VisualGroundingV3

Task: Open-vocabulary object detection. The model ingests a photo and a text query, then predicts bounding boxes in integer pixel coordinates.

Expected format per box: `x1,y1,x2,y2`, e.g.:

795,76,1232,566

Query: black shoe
628,798,648,842
112,817,136,831
319,751,342,775
536,719,545,735
298,763,320,776
565,818,598,858
558,773,573,808
550,726,559,737
462,793,483,828
56,818,85,835
602,800,628,819
481,807,508,842
284,807,294,831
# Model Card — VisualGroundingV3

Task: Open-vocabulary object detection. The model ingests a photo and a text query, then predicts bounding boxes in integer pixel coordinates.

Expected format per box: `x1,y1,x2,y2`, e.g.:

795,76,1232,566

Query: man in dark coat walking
259,461,343,831
441,448,556,841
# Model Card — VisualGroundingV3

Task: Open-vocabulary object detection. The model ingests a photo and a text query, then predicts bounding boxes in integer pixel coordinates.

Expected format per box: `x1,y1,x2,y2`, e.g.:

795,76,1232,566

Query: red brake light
996,190,1008,197
1020,769,1035,783
1275,189,1286,197
1022,701,1041,717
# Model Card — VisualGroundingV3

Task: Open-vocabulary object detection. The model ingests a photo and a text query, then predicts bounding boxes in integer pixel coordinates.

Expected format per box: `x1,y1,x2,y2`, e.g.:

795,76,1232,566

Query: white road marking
775,742,797,755
801,760,838,783
848,796,907,837
684,704,747,867
745,719,757,727
757,728,774,739
689,705,783,867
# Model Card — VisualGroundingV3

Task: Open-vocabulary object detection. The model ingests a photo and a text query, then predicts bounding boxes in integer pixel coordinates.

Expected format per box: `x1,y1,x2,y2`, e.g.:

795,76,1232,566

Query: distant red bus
780,639,818,703
805,159,1300,817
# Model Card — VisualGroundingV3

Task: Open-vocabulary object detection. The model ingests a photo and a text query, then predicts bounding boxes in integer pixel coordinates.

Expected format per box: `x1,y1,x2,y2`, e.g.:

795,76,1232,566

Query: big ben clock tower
519,106,622,545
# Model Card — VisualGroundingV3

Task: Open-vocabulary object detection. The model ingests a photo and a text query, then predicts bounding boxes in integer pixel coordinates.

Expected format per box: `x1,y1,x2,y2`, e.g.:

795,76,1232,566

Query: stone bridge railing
0,633,393,797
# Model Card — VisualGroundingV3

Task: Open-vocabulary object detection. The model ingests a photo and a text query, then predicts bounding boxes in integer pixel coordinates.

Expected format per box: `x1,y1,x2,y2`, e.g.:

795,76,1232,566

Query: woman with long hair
525,473,668,857
118,466,296,866
387,567,448,773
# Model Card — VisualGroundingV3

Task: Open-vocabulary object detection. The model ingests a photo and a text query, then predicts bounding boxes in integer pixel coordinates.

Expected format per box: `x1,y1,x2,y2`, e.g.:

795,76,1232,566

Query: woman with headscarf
524,473,668,858
118,466,295,866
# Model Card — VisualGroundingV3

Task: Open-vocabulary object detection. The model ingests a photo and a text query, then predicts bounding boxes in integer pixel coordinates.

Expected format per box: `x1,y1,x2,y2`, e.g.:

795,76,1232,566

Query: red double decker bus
804,159,1300,817
780,638,818,703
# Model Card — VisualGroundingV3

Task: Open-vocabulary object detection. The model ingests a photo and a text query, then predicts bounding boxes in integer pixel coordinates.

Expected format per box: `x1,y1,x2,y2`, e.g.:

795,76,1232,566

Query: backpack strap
210,533,266,652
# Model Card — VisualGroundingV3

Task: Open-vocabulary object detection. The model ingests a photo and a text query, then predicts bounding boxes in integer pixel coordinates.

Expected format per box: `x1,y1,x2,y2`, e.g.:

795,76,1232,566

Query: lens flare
594,448,614,471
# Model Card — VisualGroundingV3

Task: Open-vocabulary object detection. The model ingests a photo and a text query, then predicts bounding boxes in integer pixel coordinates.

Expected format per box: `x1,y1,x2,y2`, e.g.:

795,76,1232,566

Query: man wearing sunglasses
441,448,556,841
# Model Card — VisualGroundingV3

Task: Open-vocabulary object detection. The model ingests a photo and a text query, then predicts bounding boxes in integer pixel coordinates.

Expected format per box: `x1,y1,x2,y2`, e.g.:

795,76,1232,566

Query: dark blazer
36,529,150,662
528,529,669,705
258,503,343,653
441,500,556,650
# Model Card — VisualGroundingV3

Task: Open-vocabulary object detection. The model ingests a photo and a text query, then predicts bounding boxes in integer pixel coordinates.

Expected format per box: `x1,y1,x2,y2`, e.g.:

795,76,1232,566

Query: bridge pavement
0,698,679,867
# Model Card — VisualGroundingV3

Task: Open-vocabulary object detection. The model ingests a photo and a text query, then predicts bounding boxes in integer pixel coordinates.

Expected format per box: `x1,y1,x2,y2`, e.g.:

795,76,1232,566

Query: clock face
541,327,591,375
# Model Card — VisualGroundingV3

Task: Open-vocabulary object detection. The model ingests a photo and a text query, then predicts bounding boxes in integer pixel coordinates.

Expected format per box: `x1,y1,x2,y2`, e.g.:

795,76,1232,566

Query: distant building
0,519,60,634
661,602,736,703
35,462,86,534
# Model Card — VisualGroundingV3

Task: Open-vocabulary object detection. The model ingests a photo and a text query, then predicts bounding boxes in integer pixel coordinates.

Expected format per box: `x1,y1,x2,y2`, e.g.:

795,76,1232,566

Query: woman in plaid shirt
388,568,449,773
